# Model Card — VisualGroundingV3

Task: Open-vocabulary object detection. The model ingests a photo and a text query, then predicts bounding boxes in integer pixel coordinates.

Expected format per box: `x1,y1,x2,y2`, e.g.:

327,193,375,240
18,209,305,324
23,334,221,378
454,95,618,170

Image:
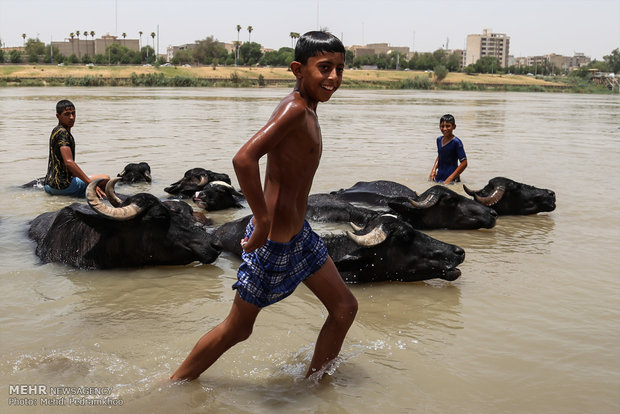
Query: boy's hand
240,218,270,253
95,186,106,199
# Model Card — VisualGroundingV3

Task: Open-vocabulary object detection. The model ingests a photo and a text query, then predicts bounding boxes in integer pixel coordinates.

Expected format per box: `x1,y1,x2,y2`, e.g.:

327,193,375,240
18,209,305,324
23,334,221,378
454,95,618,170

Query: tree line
2,36,619,77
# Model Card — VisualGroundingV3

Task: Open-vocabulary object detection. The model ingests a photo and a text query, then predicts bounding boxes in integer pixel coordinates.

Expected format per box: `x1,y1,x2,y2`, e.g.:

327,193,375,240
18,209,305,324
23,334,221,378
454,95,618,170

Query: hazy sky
1,0,618,60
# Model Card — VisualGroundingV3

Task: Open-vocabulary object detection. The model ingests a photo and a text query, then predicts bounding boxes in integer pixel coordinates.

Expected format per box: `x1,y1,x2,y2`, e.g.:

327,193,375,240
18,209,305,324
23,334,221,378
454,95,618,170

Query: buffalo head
192,181,245,211
464,177,556,215
117,162,152,183
324,215,465,283
164,168,231,198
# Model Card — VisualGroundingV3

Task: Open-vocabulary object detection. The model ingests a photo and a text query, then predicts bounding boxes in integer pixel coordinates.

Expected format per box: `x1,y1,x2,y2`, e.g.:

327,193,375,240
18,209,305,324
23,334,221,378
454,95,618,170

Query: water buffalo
463,177,556,215
331,180,418,206
306,193,380,225
117,162,152,183
164,168,231,198
386,185,497,230
20,177,45,189
28,178,222,269
192,181,245,211
214,214,464,283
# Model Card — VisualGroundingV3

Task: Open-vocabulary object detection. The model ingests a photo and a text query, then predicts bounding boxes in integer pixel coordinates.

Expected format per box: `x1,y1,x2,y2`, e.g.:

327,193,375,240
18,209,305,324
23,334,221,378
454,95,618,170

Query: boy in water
428,114,467,184
44,100,109,198
171,31,358,381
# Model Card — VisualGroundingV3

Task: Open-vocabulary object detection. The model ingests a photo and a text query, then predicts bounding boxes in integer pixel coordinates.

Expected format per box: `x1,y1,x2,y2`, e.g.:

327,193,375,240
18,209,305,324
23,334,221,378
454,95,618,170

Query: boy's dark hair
440,114,455,125
294,31,345,64
56,99,75,114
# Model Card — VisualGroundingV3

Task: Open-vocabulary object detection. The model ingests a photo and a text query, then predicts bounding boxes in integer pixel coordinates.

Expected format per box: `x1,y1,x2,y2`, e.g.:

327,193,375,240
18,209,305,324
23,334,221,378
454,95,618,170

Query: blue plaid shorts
233,219,328,308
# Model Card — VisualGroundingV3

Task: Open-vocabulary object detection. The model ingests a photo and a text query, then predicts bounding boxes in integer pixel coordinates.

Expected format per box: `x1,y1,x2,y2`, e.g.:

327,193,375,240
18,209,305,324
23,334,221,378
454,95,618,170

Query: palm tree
83,30,88,57
122,32,126,47
235,25,242,65
75,30,80,57
69,32,75,55
90,31,95,56
150,32,156,61
290,32,300,48
21,33,26,46
139,31,143,49
247,26,253,42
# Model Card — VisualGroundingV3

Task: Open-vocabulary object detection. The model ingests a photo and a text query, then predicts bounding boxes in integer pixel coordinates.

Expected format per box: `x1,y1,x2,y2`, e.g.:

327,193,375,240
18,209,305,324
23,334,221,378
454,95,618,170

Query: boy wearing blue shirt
429,114,467,183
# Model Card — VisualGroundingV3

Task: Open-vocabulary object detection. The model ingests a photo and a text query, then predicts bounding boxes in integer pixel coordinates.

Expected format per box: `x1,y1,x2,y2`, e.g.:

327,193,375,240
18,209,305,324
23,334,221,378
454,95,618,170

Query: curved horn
473,186,506,206
409,193,438,209
196,176,209,187
349,222,364,232
346,225,388,247
105,176,124,207
462,184,479,197
87,179,142,221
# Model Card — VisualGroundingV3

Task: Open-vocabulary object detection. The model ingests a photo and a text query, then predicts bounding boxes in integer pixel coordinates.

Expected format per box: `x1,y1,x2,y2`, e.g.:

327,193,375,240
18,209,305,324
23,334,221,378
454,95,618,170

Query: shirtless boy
171,31,358,381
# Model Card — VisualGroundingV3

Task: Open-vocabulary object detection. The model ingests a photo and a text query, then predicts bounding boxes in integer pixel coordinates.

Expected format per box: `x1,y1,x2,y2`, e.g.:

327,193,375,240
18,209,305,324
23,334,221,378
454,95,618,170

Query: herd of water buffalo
24,162,556,284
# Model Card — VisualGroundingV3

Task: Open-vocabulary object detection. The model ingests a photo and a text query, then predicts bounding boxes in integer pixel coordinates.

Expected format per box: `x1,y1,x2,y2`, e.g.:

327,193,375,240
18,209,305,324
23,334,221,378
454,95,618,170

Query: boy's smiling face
440,121,456,139
293,52,345,103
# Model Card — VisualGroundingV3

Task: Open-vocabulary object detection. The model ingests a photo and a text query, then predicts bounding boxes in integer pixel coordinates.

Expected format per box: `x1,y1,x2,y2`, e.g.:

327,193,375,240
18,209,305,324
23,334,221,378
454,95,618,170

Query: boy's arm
444,159,467,184
232,99,304,252
429,156,438,181
59,146,105,198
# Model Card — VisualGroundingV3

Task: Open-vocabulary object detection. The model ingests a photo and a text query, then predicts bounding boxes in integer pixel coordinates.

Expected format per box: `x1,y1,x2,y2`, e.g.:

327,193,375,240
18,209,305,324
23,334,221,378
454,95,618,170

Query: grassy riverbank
0,64,605,92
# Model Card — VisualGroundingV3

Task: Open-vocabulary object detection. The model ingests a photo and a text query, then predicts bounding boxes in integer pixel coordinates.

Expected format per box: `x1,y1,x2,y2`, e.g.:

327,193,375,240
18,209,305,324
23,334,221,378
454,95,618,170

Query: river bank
0,64,603,92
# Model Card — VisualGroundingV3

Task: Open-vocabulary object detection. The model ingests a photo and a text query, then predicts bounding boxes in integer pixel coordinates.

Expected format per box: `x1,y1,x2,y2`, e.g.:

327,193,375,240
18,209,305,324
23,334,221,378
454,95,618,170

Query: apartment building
464,29,510,68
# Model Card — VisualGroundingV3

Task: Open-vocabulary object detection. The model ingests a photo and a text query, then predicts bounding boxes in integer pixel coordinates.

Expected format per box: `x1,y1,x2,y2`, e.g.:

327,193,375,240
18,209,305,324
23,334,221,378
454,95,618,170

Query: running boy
44,100,109,198
171,31,358,381
428,114,468,183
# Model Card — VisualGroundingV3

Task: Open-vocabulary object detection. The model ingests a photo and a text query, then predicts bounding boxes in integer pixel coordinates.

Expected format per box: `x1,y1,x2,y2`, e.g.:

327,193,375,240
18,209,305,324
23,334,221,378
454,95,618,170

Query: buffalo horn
105,176,124,207
473,186,506,206
349,222,364,232
409,193,438,209
87,179,142,221
210,180,243,196
197,176,209,187
346,225,388,247
463,184,478,197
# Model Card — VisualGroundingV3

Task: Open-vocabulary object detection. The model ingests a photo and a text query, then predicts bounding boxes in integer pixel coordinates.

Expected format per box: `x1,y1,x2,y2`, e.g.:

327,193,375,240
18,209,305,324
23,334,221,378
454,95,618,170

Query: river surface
0,87,618,413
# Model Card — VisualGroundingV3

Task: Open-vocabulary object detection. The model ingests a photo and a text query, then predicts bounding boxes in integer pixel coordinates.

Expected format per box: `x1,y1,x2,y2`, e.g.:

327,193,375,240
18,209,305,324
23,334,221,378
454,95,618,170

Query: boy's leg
303,256,358,378
170,293,261,381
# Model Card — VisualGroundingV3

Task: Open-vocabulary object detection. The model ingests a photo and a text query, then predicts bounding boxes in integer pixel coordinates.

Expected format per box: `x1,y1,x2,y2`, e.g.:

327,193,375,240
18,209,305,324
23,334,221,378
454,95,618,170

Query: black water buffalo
164,168,231,198
214,214,464,283
28,178,222,269
386,185,497,230
463,177,556,215
331,180,418,206
192,181,245,211
329,180,496,230
117,162,152,183
306,193,380,225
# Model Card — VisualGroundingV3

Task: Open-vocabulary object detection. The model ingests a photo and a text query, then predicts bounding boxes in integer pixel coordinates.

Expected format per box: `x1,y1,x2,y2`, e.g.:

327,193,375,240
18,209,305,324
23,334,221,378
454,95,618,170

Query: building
349,43,411,59
51,34,139,58
464,29,510,68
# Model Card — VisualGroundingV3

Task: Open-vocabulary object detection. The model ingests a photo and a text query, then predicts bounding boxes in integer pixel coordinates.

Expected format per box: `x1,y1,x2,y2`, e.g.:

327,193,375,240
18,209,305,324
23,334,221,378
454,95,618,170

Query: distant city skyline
1,0,618,60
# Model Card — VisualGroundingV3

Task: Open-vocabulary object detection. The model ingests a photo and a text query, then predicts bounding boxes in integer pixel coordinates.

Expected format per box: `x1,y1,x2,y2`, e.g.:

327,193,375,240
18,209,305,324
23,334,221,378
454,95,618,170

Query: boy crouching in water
171,31,358,381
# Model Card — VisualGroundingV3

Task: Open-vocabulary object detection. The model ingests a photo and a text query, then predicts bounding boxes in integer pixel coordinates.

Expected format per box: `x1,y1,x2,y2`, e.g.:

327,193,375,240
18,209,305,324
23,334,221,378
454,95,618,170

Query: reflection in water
433,214,556,255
